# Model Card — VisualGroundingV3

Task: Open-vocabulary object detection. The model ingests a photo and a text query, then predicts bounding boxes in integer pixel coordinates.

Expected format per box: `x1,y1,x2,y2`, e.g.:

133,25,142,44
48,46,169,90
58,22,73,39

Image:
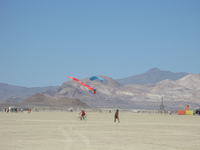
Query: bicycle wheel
77,116,81,121
83,115,87,121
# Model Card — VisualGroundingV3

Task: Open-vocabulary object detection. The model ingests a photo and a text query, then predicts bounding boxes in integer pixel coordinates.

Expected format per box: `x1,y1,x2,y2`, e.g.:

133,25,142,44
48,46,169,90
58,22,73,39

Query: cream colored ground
0,111,200,150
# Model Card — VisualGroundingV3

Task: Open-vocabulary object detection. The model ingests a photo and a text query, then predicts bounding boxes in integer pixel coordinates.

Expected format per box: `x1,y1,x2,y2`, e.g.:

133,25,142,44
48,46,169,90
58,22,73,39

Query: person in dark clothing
114,109,120,123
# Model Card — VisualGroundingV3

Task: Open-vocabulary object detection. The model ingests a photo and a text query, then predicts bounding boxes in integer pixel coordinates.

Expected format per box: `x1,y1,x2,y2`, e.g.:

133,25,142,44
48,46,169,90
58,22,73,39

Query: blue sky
1,0,200,87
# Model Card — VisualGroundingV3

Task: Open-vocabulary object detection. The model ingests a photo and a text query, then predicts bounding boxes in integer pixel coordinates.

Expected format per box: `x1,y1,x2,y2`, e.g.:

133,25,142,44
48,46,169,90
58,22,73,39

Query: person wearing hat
79,109,86,120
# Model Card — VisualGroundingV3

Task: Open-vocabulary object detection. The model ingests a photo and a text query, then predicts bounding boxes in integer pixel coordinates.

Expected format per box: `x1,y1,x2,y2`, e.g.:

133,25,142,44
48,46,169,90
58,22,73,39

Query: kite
89,76,104,82
68,76,96,94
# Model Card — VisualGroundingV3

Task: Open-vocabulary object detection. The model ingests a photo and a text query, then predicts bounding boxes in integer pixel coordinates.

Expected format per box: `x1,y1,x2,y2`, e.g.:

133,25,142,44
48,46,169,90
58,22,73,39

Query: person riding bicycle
79,109,86,120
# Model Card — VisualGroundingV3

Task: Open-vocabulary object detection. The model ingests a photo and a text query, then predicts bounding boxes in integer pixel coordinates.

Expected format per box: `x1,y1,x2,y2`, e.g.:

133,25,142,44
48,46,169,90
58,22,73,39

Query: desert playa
1,111,200,150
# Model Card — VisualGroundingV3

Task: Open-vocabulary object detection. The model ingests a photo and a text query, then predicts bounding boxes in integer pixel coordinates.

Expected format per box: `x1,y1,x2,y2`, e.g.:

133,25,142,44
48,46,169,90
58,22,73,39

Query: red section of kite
68,76,96,94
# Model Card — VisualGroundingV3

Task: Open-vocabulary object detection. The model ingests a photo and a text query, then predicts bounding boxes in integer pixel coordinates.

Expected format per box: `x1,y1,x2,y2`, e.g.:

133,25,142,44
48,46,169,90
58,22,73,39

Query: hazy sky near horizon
1,0,200,87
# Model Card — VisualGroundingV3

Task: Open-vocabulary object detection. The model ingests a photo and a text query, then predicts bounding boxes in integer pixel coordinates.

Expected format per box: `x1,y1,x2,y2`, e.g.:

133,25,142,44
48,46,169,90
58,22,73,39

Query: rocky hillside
23,93,88,108
44,74,200,110
0,68,188,104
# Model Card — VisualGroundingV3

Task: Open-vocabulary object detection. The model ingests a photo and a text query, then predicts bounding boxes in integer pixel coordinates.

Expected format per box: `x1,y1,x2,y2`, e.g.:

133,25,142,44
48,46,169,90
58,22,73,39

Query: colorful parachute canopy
68,76,96,94
89,76,104,82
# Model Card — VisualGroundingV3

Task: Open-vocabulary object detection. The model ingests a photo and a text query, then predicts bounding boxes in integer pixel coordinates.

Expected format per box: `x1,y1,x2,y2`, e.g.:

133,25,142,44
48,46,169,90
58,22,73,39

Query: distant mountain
176,73,200,90
44,76,124,108
1,69,200,110
0,83,58,102
1,96,26,103
23,93,89,108
42,74,200,110
115,68,188,85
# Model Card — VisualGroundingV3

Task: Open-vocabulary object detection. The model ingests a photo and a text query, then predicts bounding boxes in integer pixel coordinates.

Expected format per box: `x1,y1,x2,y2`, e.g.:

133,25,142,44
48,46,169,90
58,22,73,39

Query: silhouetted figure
114,109,120,123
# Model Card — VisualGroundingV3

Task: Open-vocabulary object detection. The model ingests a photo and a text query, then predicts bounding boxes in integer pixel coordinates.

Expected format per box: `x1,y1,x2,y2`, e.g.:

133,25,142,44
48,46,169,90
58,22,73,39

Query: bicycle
77,114,87,121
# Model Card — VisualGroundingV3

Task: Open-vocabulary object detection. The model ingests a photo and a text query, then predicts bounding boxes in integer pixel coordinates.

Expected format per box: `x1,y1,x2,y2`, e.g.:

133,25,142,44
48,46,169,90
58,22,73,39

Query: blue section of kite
90,76,104,82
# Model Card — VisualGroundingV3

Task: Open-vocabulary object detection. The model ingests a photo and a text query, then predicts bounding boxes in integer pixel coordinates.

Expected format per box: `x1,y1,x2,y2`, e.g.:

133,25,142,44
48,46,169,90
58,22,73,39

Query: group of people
79,109,120,123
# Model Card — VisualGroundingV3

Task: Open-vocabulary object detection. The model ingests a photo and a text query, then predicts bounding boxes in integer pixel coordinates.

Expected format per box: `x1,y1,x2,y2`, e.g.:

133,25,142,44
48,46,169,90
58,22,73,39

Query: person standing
114,109,120,123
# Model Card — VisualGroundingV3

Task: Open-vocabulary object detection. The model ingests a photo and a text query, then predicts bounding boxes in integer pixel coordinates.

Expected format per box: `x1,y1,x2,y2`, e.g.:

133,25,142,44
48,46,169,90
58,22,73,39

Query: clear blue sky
0,0,200,87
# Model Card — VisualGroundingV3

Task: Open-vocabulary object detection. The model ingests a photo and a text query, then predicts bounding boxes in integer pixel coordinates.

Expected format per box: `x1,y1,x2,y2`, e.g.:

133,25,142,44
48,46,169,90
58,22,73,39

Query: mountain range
42,73,200,110
116,68,188,85
1,68,199,110
0,83,58,103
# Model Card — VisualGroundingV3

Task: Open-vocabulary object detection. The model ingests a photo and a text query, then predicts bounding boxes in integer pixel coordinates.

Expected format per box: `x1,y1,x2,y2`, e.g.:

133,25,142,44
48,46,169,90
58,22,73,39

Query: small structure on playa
159,97,165,113
194,108,200,115
9,106,17,113
178,105,193,115
21,108,31,113
132,110,139,113
68,107,73,112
